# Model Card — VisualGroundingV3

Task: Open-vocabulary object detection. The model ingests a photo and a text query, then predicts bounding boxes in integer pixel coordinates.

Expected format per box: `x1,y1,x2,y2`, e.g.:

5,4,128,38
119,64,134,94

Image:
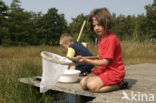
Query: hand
76,56,87,63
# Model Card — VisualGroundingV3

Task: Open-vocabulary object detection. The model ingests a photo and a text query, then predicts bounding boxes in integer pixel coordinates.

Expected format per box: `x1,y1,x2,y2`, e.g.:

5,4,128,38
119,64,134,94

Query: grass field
0,41,156,103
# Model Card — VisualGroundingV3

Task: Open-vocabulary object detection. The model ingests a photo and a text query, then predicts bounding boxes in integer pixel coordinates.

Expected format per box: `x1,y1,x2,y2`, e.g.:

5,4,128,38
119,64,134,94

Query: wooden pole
77,20,86,42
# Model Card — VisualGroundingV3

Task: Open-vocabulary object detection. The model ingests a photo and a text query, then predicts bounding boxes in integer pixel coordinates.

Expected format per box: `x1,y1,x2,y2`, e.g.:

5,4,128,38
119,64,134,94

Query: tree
0,0,8,23
111,14,136,40
37,8,67,45
132,14,148,41
145,0,156,38
5,0,37,46
0,0,9,44
67,14,97,42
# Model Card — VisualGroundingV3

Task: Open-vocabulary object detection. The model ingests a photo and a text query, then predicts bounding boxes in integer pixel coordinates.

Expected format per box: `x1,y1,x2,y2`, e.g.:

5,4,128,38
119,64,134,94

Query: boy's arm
65,47,76,61
67,47,75,58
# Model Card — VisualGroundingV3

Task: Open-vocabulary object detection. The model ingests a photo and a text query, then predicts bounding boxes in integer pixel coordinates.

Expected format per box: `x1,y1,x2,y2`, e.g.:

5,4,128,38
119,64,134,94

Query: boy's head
59,33,73,50
87,8,114,32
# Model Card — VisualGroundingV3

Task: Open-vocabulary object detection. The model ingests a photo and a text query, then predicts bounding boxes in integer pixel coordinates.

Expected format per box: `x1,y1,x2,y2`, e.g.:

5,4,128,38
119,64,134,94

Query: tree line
0,0,156,46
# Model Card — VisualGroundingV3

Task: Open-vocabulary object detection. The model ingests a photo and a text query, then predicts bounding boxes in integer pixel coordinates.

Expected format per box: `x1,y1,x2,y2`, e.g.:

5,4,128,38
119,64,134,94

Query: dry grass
0,46,66,103
121,41,156,65
0,41,156,103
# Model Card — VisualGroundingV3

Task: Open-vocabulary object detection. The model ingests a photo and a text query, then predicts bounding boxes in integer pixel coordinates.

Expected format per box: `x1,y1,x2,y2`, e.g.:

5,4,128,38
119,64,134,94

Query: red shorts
91,69,124,86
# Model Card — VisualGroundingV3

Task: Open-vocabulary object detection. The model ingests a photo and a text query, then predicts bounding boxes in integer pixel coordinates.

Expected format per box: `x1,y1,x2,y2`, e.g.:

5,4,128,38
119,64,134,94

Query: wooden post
77,20,86,42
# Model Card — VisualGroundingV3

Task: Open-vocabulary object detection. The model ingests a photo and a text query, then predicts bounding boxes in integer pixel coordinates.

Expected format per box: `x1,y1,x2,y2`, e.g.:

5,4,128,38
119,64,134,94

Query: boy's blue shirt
69,42,94,73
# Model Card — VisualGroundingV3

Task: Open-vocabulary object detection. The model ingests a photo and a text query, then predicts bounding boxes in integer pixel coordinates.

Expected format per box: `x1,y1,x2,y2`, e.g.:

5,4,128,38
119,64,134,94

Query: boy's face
92,19,106,36
61,42,69,50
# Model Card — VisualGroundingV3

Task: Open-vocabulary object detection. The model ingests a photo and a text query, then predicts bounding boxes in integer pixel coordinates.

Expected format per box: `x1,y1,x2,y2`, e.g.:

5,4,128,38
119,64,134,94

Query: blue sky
4,0,153,23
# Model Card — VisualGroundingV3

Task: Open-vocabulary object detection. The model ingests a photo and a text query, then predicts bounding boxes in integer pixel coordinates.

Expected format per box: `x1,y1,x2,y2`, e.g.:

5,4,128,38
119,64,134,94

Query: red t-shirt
92,32,125,85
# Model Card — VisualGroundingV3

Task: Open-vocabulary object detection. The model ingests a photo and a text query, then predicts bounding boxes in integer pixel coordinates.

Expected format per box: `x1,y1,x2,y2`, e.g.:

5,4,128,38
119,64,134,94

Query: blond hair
87,8,114,32
59,33,73,45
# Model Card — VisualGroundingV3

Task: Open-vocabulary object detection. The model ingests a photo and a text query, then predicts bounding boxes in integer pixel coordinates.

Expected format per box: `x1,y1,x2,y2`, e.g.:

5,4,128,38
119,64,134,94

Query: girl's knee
87,82,97,92
80,81,85,90
80,78,88,90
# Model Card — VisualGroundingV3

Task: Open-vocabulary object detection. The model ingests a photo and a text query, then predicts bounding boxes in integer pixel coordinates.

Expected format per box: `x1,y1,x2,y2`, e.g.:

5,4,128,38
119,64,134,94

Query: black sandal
118,80,128,89
79,72,88,76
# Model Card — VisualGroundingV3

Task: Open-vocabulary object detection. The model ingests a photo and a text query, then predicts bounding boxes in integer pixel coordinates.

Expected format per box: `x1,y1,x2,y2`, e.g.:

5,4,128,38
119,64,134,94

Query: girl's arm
76,56,111,66
68,56,99,61
80,56,99,60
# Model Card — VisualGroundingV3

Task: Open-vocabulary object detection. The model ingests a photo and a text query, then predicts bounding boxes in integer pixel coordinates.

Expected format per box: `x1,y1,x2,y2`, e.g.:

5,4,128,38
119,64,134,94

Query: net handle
41,52,71,65
77,20,86,42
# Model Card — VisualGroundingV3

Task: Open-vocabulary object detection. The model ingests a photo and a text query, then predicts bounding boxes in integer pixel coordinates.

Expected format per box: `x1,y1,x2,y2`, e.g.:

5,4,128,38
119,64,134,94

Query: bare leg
96,85,121,93
85,74,121,93
80,74,94,90
80,76,88,90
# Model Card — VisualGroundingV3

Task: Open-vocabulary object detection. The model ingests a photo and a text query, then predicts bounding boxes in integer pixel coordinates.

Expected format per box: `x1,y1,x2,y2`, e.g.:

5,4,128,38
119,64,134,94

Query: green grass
0,41,156,103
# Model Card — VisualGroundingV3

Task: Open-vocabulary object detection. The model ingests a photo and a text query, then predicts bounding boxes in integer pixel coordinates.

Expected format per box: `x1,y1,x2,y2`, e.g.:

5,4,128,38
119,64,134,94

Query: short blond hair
59,33,73,45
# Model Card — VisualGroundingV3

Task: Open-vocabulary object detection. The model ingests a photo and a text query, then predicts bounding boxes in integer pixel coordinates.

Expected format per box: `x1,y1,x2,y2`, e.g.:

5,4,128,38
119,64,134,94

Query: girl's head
87,8,114,34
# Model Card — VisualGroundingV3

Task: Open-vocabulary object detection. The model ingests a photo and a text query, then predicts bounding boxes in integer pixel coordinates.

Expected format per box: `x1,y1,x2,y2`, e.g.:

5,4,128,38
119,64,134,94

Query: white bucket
58,70,81,83
40,51,72,93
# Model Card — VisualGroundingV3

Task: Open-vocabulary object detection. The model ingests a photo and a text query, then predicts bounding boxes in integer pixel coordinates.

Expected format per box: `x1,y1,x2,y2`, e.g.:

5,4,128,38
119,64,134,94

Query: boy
59,33,94,76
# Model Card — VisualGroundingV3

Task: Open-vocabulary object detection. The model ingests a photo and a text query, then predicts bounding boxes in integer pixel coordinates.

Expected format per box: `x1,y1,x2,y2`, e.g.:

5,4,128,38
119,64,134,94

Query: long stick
77,20,86,42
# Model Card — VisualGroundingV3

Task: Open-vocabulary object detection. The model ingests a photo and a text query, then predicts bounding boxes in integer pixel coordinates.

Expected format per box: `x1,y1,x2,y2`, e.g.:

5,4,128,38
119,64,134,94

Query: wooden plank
19,76,97,97
19,63,156,103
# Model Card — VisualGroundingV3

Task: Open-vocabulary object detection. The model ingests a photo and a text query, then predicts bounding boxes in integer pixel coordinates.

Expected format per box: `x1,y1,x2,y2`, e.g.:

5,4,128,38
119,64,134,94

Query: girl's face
92,19,106,36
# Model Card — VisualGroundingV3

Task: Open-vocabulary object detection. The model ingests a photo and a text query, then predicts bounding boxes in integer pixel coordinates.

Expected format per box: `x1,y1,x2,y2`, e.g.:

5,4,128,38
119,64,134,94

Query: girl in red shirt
77,8,128,93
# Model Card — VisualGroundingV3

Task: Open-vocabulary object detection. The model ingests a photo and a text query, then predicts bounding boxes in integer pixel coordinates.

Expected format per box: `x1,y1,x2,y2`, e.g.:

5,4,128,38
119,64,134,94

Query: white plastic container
58,70,81,83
